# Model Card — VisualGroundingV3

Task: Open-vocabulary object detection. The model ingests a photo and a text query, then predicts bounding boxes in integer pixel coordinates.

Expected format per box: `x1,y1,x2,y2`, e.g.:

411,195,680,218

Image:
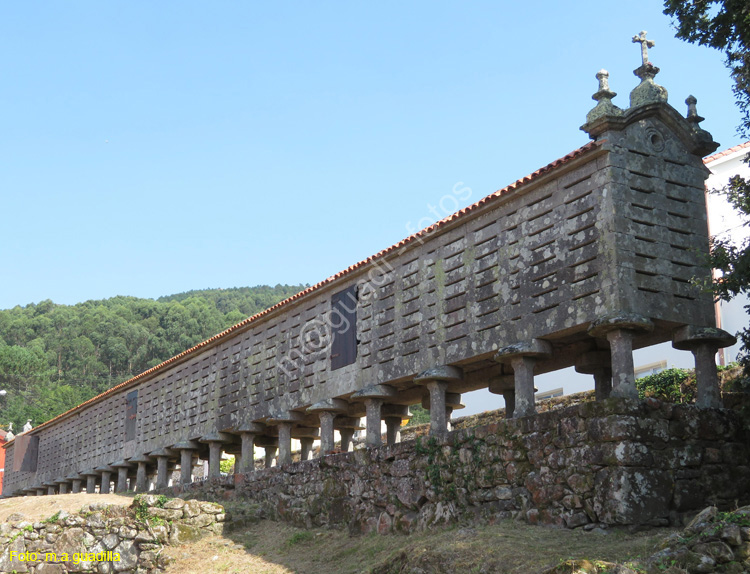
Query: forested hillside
0,285,307,431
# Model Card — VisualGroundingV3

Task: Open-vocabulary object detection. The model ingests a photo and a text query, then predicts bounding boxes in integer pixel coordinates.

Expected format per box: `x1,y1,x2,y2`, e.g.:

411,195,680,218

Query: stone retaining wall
169,398,750,534
0,496,225,573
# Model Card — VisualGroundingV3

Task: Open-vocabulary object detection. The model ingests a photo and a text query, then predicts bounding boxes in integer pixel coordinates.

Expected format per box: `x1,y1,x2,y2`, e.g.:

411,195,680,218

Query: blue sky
0,1,741,310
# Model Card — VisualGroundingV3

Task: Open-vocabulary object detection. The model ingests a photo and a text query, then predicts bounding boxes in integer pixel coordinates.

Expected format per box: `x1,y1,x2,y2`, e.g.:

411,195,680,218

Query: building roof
9,140,601,444
704,141,750,165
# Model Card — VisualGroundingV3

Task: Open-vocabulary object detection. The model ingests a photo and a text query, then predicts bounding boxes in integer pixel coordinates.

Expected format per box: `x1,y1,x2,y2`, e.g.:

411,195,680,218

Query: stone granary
2,33,736,498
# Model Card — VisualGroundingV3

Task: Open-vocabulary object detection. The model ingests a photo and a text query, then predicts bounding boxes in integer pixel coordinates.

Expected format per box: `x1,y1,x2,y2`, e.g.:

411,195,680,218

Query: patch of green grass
285,530,314,547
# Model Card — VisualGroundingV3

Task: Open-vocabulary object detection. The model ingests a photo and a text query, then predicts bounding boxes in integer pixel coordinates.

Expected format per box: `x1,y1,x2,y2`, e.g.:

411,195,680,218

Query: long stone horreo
2,34,736,499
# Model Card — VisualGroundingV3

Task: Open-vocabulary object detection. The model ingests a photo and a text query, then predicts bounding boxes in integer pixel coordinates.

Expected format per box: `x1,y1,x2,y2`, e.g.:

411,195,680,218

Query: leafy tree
664,1,750,384
0,284,308,430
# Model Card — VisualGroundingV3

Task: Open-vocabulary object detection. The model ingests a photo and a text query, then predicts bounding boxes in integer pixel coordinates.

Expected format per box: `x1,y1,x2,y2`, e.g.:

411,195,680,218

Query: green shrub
636,368,693,403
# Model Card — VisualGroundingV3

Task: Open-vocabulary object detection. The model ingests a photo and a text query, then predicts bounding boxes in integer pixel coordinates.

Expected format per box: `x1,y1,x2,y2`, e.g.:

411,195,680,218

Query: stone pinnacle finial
685,95,705,125
630,30,666,106
632,31,655,66
584,69,622,127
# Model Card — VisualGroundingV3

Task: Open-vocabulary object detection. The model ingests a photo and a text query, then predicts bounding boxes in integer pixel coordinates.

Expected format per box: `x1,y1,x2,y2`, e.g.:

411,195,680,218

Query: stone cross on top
632,30,655,66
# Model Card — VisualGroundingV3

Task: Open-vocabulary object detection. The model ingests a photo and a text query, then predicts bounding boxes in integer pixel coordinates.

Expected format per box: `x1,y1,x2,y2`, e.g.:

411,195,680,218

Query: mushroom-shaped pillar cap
422,392,465,411
43,481,58,487
22,487,38,493
351,384,398,401
110,460,134,468
93,465,115,474
198,432,234,444
65,474,82,482
266,411,306,425
172,439,201,450
488,375,515,394
149,447,176,458
414,365,463,384
236,422,266,434
381,404,411,419
292,426,321,439
253,435,279,448
334,416,364,430
495,339,553,362
672,325,737,351
53,476,70,484
79,468,99,476
307,398,350,414
575,351,612,375
588,312,653,338
128,453,154,464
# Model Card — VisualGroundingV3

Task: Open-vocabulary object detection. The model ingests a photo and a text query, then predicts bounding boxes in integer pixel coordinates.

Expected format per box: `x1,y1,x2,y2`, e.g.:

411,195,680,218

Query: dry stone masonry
2,34,741,528
0,496,225,574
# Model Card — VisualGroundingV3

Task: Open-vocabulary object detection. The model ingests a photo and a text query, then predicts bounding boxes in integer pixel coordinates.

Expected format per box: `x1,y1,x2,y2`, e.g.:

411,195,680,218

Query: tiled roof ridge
704,140,750,164
16,139,601,441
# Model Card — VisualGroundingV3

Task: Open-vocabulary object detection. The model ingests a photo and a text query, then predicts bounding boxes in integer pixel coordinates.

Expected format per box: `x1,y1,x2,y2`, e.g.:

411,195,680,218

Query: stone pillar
208,443,222,479
136,463,148,492
511,356,537,417
36,488,46,496
116,467,129,493
502,390,515,419
318,411,335,455
156,456,170,489
384,417,401,444
575,351,613,401
495,340,552,418
339,428,354,452
277,423,292,466
46,484,56,496
72,479,82,494
588,313,653,400
606,330,637,398
180,449,194,484
264,446,277,468
100,472,112,494
673,326,737,408
415,366,463,436
86,475,97,494
173,440,201,485
199,432,234,479
364,398,383,447
58,483,68,495
300,437,314,461
307,398,349,456
239,433,255,473
425,381,448,437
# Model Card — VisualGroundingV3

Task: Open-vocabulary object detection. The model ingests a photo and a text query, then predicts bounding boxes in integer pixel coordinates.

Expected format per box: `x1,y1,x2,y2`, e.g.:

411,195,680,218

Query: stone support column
384,417,401,444
300,437,314,461
36,488,46,496
208,444,222,479
277,423,293,466
58,482,68,495
307,398,349,457
112,460,131,492
588,313,653,400
129,454,153,492
575,351,613,401
495,340,552,418
339,428,354,452
199,432,234,479
673,326,736,408
233,453,242,474
85,474,97,494
46,484,56,496
264,446,277,468
238,433,255,473
318,412,335,455
415,366,463,438
364,398,383,447
101,472,112,494
71,479,82,494
606,330,637,398
173,440,200,485
502,390,515,418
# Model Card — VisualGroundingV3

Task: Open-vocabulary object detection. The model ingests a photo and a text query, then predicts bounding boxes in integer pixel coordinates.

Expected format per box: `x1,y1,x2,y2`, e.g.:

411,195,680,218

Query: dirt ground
0,492,134,522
